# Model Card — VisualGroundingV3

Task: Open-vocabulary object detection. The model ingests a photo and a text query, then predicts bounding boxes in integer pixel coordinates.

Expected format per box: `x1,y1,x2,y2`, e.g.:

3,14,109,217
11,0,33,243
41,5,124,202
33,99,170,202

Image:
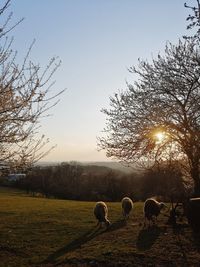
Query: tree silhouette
98,40,200,196
0,1,64,171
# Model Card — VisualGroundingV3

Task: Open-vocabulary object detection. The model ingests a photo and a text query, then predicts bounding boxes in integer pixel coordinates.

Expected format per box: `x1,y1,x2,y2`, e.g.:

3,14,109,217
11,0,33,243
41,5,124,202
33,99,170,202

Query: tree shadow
136,225,162,251
172,223,188,235
172,224,190,266
42,219,126,264
192,230,200,251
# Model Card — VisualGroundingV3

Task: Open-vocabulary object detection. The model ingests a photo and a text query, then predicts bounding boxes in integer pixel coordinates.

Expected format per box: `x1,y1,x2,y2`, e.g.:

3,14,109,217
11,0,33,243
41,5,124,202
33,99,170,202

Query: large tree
99,39,200,196
0,1,63,171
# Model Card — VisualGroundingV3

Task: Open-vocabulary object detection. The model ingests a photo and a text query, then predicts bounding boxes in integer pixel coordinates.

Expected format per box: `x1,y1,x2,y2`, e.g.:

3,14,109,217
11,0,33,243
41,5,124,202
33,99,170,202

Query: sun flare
155,132,165,144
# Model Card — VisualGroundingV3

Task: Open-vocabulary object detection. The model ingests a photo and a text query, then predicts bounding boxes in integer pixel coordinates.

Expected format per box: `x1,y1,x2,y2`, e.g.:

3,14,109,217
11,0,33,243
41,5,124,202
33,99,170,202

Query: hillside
37,161,138,174
0,187,200,267
81,161,138,174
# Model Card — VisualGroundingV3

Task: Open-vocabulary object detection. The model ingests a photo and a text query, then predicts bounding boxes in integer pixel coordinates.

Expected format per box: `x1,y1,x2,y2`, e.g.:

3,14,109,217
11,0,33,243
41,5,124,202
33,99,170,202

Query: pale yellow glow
155,132,165,144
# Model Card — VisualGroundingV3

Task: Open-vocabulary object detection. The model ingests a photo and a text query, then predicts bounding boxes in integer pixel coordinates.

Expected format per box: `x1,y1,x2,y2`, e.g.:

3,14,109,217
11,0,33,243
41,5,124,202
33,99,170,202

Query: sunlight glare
155,132,165,144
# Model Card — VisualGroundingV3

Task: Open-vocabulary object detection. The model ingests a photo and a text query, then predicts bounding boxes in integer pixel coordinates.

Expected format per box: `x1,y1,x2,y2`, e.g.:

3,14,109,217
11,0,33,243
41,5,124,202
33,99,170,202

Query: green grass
0,187,200,267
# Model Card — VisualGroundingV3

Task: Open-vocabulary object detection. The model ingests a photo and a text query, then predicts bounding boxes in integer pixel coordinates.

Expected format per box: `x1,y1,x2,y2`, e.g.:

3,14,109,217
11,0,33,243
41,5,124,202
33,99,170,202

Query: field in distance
0,187,200,266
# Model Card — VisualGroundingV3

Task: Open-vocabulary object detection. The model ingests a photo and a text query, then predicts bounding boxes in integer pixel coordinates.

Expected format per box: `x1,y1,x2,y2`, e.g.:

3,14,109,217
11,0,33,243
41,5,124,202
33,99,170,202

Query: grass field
0,187,200,267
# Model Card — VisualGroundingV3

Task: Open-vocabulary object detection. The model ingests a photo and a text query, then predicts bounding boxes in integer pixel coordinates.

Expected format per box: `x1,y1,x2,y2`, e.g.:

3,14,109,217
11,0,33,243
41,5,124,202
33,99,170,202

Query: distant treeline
1,161,187,202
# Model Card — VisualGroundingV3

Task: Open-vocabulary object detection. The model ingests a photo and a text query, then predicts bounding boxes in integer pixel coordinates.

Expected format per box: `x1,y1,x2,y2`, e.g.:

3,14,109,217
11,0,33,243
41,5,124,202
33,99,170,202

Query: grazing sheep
144,198,166,227
94,201,110,228
121,197,134,219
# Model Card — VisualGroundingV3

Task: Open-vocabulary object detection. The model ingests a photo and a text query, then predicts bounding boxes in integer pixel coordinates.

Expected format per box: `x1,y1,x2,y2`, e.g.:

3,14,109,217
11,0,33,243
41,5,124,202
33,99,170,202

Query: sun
155,132,165,144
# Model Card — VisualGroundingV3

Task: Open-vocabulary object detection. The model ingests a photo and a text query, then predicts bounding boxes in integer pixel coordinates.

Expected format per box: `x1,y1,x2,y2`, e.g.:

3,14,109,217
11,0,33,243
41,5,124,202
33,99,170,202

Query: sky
7,0,189,162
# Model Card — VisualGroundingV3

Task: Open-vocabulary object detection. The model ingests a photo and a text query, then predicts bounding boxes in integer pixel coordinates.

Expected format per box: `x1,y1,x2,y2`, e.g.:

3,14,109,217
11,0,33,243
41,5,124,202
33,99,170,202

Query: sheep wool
121,197,134,219
94,201,110,227
144,198,165,226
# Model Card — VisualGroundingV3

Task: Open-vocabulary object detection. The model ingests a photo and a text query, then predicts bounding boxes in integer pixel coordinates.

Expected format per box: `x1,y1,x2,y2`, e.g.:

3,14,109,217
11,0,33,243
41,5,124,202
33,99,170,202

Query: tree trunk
191,163,200,197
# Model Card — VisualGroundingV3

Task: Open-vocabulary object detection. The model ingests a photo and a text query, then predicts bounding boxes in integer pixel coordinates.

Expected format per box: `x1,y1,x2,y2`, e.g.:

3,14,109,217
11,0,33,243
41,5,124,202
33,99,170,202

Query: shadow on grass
136,225,161,251
171,223,190,266
172,223,188,234
192,230,200,251
106,219,126,233
43,219,126,264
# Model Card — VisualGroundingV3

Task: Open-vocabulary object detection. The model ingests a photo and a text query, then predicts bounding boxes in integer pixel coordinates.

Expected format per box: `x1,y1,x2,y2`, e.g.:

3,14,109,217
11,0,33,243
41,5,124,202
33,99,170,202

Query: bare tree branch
0,1,64,171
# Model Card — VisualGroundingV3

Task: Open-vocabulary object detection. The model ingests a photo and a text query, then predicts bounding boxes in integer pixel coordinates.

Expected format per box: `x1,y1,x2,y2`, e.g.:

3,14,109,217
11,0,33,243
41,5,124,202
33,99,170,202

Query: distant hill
36,161,137,174
81,161,137,174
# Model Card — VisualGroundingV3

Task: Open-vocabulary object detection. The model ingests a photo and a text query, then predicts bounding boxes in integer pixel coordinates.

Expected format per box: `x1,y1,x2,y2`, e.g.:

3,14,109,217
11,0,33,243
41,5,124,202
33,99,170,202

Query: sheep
121,197,134,219
144,198,166,227
94,201,110,228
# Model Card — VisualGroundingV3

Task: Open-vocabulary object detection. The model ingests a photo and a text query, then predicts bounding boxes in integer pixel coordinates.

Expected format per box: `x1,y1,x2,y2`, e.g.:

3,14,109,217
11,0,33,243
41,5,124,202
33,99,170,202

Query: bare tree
98,39,200,196
0,1,64,171
184,0,200,39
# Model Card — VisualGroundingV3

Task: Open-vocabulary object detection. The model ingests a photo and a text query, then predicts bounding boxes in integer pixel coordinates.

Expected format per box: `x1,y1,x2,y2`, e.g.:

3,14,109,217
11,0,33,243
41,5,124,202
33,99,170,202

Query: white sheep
121,197,134,219
144,198,166,227
94,201,110,228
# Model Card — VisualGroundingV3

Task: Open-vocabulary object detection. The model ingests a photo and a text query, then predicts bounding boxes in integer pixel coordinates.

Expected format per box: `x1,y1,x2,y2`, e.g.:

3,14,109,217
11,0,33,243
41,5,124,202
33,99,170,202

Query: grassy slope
0,187,200,267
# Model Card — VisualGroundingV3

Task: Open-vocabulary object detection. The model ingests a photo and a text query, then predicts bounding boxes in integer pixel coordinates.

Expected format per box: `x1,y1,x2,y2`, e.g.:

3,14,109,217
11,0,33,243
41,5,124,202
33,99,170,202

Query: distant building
7,173,26,181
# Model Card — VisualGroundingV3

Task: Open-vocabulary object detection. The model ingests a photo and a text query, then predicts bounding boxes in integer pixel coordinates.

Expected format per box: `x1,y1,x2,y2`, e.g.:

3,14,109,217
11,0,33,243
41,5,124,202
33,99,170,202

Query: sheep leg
143,216,147,228
152,216,156,225
100,222,104,228
122,211,126,220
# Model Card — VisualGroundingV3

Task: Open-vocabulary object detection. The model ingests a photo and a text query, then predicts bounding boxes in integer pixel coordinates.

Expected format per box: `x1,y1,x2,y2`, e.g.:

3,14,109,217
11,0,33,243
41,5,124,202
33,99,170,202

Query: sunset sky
10,0,188,162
